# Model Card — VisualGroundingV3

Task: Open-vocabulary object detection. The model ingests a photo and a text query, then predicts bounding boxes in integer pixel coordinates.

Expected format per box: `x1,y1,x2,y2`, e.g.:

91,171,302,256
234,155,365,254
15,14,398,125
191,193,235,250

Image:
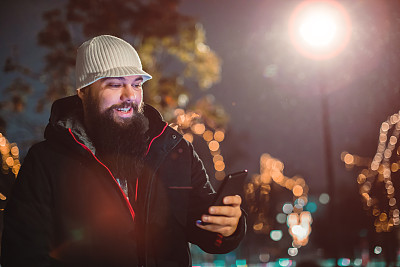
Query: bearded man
1,35,245,267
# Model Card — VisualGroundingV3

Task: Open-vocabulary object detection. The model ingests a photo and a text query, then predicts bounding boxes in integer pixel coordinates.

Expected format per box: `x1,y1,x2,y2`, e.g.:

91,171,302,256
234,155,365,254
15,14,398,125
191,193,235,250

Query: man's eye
109,84,122,88
133,84,142,88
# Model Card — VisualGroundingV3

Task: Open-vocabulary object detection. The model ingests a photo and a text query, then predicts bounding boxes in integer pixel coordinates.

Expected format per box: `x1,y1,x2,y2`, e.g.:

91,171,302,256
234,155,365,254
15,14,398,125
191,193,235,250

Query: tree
34,0,222,121
3,0,229,176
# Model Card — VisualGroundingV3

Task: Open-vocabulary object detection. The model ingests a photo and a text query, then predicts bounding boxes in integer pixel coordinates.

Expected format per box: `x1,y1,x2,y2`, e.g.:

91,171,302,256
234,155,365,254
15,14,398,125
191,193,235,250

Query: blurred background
2,0,400,266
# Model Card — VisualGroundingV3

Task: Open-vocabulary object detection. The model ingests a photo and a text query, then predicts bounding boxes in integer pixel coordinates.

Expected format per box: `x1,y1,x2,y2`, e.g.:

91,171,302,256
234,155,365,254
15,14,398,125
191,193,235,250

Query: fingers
196,222,235,237
196,195,242,237
196,213,239,237
201,213,238,226
208,205,241,218
221,195,242,206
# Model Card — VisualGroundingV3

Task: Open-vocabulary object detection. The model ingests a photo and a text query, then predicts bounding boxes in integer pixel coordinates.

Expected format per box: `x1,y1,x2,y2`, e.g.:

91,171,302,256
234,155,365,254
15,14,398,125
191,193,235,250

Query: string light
0,133,21,206
245,153,312,248
171,109,226,180
341,111,400,232
0,133,20,178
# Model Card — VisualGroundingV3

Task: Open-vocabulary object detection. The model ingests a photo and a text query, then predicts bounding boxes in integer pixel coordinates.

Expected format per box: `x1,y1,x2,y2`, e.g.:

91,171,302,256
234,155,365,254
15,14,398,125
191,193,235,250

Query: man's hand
196,195,242,237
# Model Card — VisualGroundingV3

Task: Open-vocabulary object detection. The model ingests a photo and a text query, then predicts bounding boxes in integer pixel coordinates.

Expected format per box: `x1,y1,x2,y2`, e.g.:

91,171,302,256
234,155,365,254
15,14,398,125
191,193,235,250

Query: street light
288,0,352,263
299,11,337,47
289,0,351,61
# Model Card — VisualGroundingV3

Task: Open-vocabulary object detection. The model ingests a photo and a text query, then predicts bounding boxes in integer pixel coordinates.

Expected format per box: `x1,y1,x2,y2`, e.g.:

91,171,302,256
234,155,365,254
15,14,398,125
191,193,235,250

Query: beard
83,97,149,180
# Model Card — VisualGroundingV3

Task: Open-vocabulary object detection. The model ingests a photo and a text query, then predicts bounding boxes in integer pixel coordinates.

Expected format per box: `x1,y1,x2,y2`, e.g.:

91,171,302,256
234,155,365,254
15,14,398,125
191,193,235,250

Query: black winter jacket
1,96,245,267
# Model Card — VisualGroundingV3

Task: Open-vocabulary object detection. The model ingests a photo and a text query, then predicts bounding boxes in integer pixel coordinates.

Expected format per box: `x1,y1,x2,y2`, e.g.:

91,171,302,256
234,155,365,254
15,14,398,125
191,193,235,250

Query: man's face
78,75,144,125
77,75,149,178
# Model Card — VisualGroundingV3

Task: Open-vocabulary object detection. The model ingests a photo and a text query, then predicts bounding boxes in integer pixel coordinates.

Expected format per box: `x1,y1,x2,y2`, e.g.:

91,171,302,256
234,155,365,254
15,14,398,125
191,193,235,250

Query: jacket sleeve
1,146,60,267
186,143,246,254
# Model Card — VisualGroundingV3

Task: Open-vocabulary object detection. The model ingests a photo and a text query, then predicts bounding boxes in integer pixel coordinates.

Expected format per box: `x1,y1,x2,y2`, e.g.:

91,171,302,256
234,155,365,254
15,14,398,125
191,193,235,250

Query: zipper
68,128,135,222
144,122,168,224
142,122,168,266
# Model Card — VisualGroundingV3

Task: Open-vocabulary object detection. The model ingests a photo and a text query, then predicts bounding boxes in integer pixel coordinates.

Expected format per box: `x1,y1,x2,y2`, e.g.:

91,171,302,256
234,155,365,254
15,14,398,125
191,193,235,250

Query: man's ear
77,86,89,101
77,88,85,100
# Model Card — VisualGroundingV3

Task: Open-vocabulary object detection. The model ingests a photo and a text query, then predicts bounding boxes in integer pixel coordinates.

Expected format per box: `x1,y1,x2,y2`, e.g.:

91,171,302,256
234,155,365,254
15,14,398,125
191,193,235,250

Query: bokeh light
214,130,225,142
276,213,287,224
245,153,312,249
183,133,193,143
305,201,317,213
270,230,283,241
374,246,382,255
174,109,227,181
208,140,220,152
259,253,270,263
353,258,362,266
203,130,213,142
191,123,205,135
278,258,292,267
288,247,298,257
343,110,400,232
0,133,21,178
283,203,294,214
337,258,351,267
292,185,303,197
319,193,330,204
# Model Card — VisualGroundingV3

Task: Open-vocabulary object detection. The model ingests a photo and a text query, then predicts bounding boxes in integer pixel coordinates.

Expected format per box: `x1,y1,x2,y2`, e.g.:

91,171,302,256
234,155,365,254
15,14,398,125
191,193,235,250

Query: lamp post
289,0,352,264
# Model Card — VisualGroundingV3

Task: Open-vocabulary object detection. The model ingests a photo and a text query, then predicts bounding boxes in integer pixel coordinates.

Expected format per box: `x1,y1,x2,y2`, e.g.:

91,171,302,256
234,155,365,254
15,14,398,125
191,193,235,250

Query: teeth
117,107,130,112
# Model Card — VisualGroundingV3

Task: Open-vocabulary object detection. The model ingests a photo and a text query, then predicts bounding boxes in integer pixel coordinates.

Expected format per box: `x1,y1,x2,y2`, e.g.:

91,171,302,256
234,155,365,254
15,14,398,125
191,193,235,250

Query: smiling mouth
116,107,132,113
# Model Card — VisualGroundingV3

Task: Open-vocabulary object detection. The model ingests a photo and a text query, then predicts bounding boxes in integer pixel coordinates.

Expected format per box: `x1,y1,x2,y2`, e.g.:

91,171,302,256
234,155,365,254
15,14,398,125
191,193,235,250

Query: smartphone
196,170,248,226
212,170,248,206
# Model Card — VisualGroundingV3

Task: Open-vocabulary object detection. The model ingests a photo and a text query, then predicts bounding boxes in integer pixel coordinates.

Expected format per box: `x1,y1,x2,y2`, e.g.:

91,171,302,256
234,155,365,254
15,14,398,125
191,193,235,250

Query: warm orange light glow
390,136,398,145
293,185,304,197
392,163,399,172
387,186,395,195
295,177,306,186
379,213,388,222
191,123,206,135
247,153,312,245
10,146,19,156
373,209,380,216
344,153,354,165
357,174,366,184
208,140,220,152
381,122,390,132
183,133,193,143
214,130,225,142
379,133,388,143
253,223,263,231
214,161,225,171
203,130,213,142
215,171,225,180
213,154,223,163
5,157,14,167
285,179,295,190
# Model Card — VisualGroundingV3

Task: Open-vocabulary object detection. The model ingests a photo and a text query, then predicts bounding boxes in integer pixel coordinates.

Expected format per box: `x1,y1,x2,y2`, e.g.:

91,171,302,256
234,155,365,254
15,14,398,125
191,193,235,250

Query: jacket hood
44,95,166,155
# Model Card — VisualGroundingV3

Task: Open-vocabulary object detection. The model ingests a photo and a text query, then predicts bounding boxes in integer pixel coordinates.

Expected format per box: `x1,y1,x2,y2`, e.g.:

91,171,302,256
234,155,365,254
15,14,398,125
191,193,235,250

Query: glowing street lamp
299,13,337,47
289,0,351,60
289,1,352,262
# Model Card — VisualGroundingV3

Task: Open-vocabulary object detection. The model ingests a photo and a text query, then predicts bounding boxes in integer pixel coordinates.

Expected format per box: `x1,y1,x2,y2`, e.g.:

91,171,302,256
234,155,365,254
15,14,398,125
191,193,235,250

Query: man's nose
121,85,137,102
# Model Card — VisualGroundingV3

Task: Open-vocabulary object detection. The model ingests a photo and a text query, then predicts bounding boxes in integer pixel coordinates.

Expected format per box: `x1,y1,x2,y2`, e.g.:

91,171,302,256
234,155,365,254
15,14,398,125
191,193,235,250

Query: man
1,35,245,266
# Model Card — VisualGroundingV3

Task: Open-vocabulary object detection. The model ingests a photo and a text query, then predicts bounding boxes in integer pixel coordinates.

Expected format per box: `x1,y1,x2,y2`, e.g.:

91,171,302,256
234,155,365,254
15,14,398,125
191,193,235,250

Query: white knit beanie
75,35,152,90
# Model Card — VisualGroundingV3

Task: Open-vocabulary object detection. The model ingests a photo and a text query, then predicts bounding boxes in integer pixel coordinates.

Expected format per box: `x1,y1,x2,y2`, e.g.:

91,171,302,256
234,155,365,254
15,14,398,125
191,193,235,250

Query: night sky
2,0,400,198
